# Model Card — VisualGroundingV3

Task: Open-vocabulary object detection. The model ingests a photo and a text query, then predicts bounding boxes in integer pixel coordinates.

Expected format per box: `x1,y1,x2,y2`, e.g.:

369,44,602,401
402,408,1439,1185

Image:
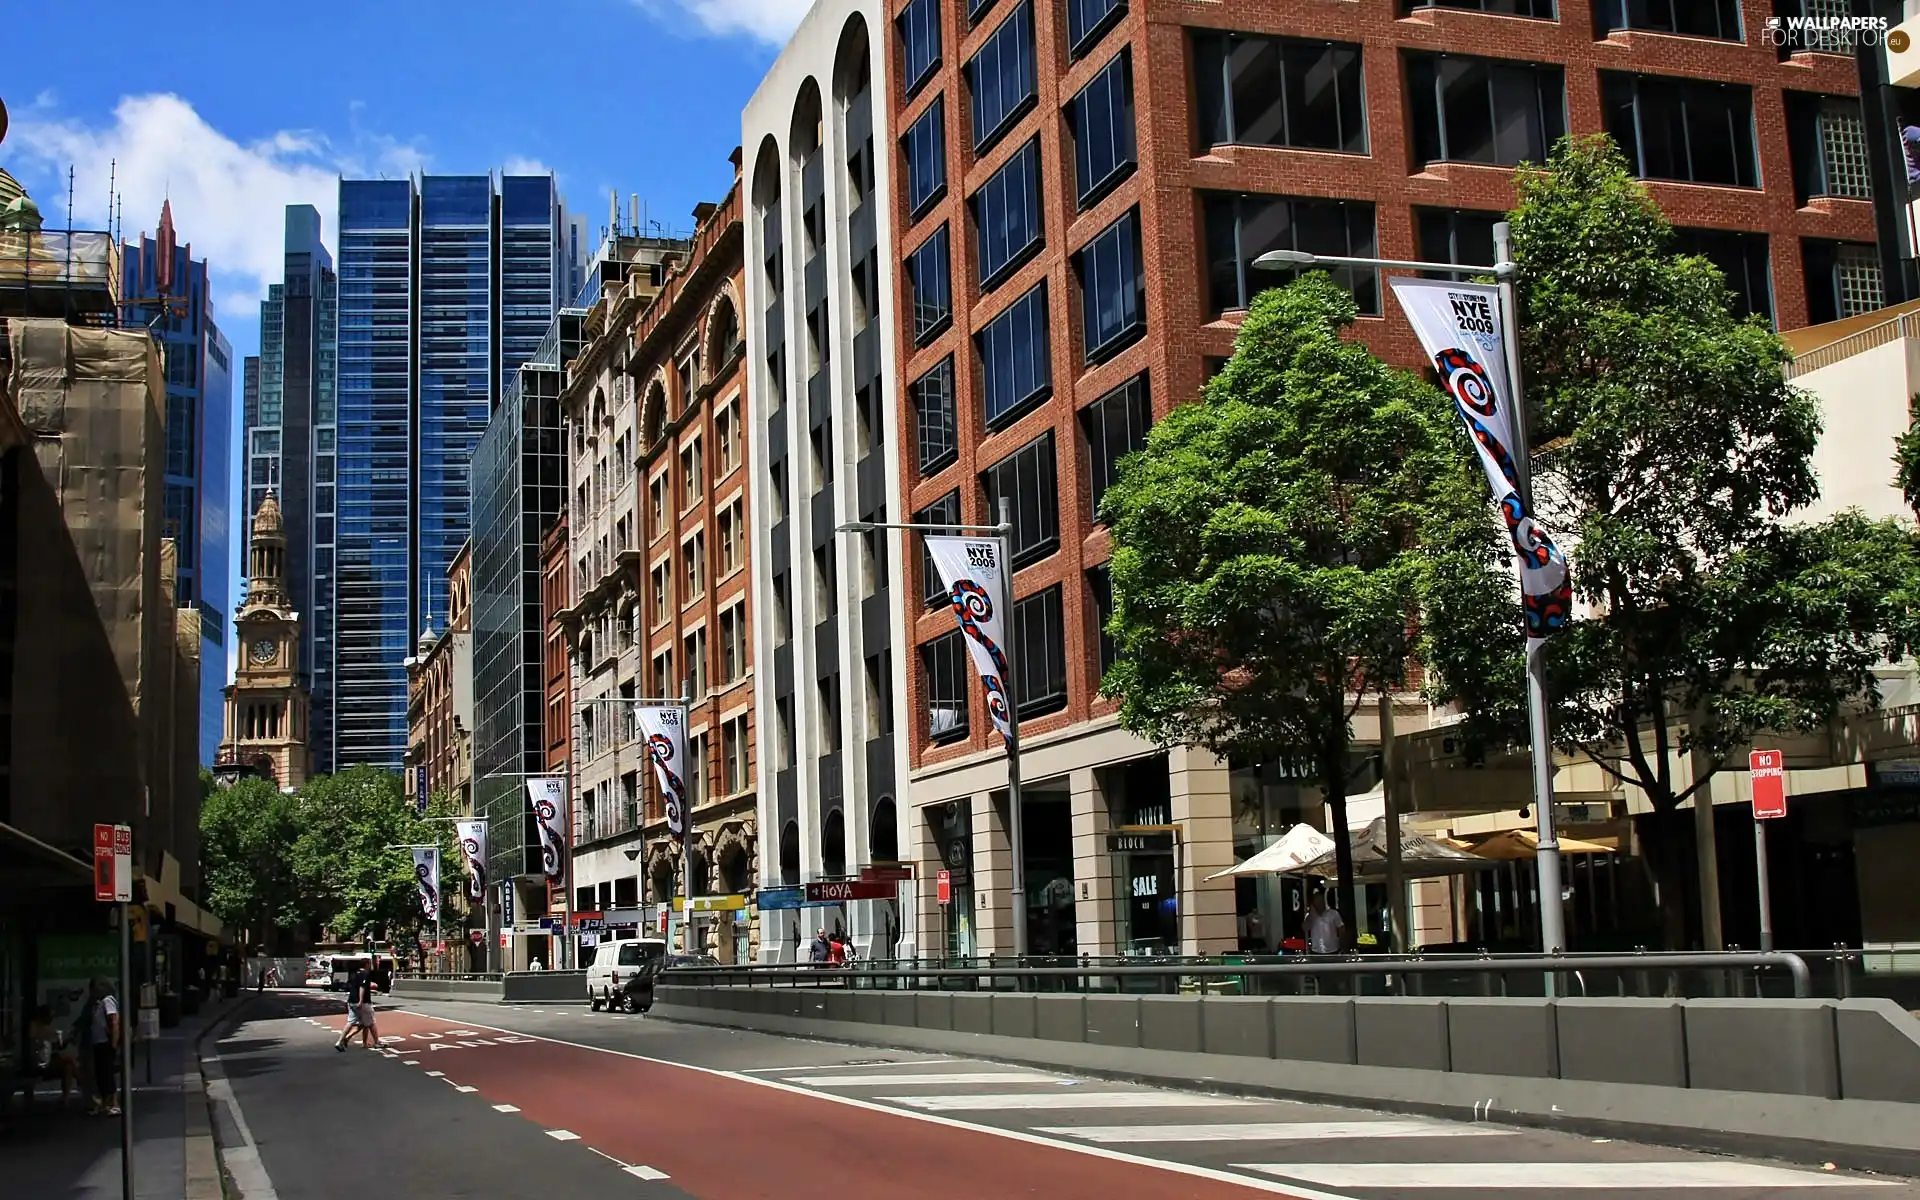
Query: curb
189,995,260,1200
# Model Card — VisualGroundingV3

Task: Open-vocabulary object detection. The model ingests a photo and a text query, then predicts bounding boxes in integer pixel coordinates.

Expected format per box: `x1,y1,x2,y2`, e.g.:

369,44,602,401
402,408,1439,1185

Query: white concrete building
743,0,912,962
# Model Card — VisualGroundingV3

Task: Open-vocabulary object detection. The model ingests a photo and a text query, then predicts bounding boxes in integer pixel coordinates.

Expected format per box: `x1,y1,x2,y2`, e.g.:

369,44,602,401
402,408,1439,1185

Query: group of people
19,978,123,1115
332,964,382,1052
807,928,857,967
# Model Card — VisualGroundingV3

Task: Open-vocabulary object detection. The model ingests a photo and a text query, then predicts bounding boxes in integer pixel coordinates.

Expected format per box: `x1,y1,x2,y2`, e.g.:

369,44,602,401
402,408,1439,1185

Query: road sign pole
1749,749,1786,952
119,900,133,1200
1754,817,1774,952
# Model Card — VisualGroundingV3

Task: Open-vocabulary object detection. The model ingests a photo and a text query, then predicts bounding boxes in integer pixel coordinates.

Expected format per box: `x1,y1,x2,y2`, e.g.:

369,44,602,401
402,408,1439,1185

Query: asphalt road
209,990,1920,1199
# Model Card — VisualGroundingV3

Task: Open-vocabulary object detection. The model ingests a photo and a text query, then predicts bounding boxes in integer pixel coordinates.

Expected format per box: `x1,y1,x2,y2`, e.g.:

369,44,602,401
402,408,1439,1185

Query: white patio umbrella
1205,823,1338,882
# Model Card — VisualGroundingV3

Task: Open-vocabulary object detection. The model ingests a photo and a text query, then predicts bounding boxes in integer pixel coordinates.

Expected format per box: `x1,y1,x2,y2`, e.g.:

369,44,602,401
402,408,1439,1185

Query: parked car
586,938,666,1012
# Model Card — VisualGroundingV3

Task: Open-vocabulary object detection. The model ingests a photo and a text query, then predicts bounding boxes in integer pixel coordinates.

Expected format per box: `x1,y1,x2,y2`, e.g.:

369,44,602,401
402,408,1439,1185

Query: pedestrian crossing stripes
1034,1120,1511,1143
882,1091,1252,1111
788,1072,1065,1087
1237,1162,1894,1189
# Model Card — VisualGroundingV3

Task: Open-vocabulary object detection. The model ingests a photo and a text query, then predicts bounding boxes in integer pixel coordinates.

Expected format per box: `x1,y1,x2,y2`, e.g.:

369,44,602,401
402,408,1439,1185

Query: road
206,990,1919,1199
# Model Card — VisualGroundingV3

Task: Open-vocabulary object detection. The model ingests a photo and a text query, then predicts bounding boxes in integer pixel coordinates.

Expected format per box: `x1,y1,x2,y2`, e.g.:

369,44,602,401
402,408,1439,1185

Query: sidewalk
1,993,242,1199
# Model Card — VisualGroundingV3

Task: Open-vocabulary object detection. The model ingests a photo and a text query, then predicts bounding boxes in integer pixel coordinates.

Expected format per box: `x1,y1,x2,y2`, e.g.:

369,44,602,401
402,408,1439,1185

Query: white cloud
503,155,556,180
0,93,429,313
644,0,814,43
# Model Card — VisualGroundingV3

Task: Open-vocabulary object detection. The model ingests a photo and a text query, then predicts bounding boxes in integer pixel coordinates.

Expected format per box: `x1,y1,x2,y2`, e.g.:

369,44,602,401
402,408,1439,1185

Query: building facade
329,174,575,772
245,206,335,768
869,0,1879,957
405,540,473,817
744,0,913,963
123,201,233,765
217,493,312,790
559,162,760,963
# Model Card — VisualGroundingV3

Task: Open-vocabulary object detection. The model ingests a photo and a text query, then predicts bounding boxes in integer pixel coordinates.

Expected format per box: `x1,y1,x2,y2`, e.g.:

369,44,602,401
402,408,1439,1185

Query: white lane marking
885,1091,1251,1112
546,1129,580,1141
402,1060,420,1066
381,1008,1353,1200
740,1058,953,1074
788,1072,1065,1087
1239,1162,1895,1189
424,1071,445,1078
493,1104,520,1113
453,1085,477,1093
1038,1121,1513,1143
625,1165,671,1180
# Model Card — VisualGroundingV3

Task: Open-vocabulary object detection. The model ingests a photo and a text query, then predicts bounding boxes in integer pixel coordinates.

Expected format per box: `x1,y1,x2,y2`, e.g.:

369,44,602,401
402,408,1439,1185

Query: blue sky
1,0,801,683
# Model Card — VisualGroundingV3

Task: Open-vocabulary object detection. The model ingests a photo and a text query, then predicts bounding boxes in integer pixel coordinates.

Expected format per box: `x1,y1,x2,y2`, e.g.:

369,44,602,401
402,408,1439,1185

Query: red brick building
885,0,1874,957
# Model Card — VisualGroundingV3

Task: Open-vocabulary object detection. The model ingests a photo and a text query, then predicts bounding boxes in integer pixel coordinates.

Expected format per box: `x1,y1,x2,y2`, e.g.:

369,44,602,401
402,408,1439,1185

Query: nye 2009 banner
636,705,690,841
412,847,439,920
526,776,569,882
926,537,1013,741
1389,277,1571,647
456,820,487,900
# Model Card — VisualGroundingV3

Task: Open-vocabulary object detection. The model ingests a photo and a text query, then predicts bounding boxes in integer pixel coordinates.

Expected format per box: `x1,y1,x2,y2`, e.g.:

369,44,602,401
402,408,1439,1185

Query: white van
585,938,666,1012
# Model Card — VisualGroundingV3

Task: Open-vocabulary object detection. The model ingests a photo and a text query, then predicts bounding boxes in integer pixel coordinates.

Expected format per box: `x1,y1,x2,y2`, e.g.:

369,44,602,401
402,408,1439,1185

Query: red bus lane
321,1009,1304,1200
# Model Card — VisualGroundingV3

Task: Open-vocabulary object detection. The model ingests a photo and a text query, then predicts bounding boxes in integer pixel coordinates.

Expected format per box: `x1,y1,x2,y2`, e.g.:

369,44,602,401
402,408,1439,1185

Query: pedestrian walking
73,978,121,1115
1305,891,1346,955
333,965,378,1051
808,929,830,968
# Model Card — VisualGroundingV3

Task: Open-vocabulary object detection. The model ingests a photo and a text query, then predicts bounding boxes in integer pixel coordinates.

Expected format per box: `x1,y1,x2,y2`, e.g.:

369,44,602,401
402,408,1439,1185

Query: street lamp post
416,815,488,971
588,684,696,952
384,841,444,972
837,507,1027,959
474,769,573,971
1253,230,1569,960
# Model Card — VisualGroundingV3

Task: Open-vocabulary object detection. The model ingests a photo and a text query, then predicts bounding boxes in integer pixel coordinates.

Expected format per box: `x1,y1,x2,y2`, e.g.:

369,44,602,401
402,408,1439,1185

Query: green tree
198,770,306,953
1479,135,1920,945
1099,274,1508,910
1895,394,1920,520
291,766,462,950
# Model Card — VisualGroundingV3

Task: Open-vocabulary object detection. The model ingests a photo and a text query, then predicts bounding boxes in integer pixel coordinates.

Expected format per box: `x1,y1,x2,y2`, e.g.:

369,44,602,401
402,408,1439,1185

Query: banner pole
998,498,1028,961
1494,220,1568,966
681,679,695,957
120,901,134,1200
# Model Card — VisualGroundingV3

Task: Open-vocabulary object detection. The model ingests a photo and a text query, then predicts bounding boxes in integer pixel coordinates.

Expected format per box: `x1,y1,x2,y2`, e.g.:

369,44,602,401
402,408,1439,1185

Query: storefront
930,801,973,957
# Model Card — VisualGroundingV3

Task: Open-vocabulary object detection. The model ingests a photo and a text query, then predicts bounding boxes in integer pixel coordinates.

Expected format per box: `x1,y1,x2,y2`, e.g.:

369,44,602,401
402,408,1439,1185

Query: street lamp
1252,225,1568,961
836,503,1029,959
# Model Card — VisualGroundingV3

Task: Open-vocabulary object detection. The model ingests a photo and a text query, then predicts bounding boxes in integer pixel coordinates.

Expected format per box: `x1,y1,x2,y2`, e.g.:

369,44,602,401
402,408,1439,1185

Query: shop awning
1457,829,1616,861
1207,824,1337,881
0,819,94,903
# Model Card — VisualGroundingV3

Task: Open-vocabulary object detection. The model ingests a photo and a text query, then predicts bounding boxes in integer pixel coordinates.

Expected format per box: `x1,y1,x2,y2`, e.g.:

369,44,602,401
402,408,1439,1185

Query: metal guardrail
664,950,1816,999
1786,309,1920,378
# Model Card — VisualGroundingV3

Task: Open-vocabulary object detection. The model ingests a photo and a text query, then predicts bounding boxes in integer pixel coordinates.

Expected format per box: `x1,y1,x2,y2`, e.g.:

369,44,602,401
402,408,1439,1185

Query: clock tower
217,492,311,788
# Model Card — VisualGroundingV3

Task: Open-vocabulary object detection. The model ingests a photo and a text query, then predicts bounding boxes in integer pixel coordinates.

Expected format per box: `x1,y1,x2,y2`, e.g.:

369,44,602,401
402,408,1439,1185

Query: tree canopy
1099,273,1507,909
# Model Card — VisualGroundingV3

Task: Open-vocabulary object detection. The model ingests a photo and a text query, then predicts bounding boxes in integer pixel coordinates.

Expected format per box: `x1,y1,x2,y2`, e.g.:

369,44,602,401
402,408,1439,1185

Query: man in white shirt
1305,892,1346,956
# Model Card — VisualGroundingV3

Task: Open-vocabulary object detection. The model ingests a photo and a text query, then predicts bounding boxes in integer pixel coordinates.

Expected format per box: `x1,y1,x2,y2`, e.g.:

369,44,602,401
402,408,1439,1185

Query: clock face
250,638,278,665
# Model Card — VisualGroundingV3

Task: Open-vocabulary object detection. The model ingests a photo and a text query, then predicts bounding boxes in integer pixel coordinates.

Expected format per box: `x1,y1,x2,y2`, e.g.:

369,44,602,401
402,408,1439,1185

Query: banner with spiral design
637,705,690,841
412,847,440,920
456,819,487,901
1389,277,1572,648
526,775,569,882
926,537,1014,741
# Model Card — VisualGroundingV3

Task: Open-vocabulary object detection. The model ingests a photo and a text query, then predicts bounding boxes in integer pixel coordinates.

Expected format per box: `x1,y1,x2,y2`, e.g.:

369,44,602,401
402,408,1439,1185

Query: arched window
822,808,846,879
707,296,741,368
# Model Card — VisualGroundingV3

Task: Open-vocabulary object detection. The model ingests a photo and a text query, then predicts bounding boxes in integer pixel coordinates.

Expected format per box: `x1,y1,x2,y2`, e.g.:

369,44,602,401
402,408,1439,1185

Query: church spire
246,490,288,609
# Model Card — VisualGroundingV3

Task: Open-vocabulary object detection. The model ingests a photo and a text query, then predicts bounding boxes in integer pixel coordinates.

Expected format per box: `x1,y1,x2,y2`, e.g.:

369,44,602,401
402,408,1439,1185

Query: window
865,652,894,738
722,715,750,794
810,419,834,491
1080,373,1150,523
772,572,790,647
1674,228,1773,323
1203,193,1378,316
1803,239,1883,325
859,528,884,598
686,732,707,807
679,438,704,510
908,225,954,343
651,647,675,699
903,97,949,219
1087,563,1118,675
769,461,787,525
720,604,748,683
1602,72,1758,188
1076,207,1146,363
913,357,959,474
1066,0,1125,58
1011,586,1067,718
1776,0,1864,54
980,431,1059,569
776,697,794,768
923,631,971,741
1194,34,1367,155
977,282,1052,426
718,501,743,576
918,490,961,607
967,2,1036,151
1787,93,1873,204
817,678,841,754
813,543,838,618
651,561,671,627
1593,0,1736,38
973,139,1044,289
899,0,942,100
1415,207,1499,270
1068,50,1136,209
649,473,668,536
685,627,709,698
1406,53,1565,169
716,402,740,475
682,531,706,601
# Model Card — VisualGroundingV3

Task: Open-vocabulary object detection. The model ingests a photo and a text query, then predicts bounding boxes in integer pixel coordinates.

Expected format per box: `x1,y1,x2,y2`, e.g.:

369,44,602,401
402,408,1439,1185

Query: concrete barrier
1084,995,1140,1048
390,977,506,1002
953,993,992,1035
501,971,586,1004
992,994,1037,1039
1355,997,1450,1072
1447,996,1557,1079
1556,997,1688,1088
1836,998,1920,1104
1684,999,1837,1098
1273,995,1355,1064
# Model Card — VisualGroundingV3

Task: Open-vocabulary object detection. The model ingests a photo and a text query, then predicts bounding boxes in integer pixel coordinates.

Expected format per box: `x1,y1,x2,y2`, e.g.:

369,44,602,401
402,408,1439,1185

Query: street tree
1099,274,1509,913
1483,135,1920,945
198,770,307,954
292,766,462,950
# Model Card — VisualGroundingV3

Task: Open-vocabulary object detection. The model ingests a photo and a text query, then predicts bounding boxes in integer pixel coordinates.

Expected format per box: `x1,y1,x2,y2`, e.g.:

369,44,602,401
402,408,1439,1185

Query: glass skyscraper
244,206,336,768
329,174,571,770
123,210,233,764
